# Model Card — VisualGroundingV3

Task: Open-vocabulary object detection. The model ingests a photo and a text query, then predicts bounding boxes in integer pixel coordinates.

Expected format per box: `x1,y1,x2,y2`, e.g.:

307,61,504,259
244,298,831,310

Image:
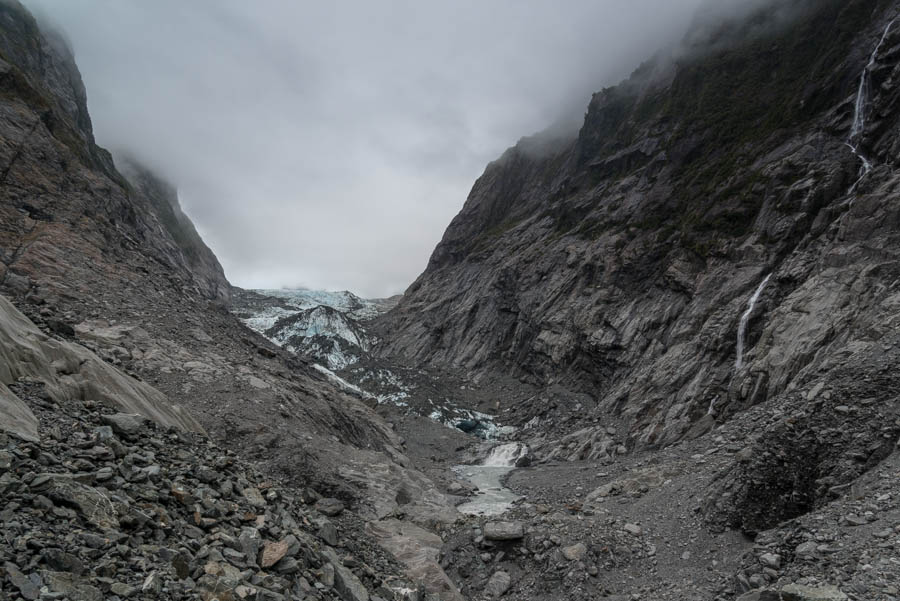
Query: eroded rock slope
0,2,462,598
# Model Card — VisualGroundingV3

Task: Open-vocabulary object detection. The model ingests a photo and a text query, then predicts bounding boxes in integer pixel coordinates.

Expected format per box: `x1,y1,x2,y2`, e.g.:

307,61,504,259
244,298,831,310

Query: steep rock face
116,157,229,304
0,0,228,305
378,0,900,453
0,0,111,173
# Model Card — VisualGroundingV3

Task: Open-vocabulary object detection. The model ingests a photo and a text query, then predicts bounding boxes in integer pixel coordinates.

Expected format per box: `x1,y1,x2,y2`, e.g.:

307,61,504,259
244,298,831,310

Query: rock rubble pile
0,381,422,601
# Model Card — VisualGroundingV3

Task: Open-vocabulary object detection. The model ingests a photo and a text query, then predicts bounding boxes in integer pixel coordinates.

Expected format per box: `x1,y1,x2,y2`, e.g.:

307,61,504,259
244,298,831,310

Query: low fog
25,0,724,297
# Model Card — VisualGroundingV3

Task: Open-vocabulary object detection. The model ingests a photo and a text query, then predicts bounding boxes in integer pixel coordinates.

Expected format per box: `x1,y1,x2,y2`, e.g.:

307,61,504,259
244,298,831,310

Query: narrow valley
2,1,900,601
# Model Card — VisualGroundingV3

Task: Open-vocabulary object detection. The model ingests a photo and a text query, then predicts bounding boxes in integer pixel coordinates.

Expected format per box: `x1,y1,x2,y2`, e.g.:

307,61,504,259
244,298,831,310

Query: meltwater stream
454,443,528,516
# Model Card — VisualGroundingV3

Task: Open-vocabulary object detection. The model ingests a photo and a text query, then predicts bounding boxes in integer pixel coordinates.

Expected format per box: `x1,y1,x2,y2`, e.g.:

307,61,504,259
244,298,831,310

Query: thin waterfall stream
735,274,771,370
846,17,898,195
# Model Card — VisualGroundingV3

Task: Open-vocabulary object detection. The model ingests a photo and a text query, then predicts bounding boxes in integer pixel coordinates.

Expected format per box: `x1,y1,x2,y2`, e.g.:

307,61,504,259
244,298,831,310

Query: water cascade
846,17,898,194
454,443,528,516
482,442,530,467
735,274,771,370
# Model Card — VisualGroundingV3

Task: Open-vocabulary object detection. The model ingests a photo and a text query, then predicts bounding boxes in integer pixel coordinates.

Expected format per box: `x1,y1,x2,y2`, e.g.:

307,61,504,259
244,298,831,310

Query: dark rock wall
0,0,229,304
377,0,900,450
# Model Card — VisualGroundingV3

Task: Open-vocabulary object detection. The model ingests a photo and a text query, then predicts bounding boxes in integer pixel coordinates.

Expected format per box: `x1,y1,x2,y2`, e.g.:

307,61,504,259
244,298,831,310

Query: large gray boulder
483,521,525,541
484,571,511,598
0,295,202,437
0,381,38,442
322,548,369,601
737,585,847,601
100,413,147,438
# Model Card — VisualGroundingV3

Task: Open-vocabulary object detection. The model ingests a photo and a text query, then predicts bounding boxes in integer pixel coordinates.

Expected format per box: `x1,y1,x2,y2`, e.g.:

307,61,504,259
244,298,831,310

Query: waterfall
483,442,529,467
846,17,898,194
454,442,529,516
735,274,771,370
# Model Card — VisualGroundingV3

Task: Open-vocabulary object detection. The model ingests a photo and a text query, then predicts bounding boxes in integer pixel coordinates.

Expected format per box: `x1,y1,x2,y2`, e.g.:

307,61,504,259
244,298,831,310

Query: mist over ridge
20,0,797,297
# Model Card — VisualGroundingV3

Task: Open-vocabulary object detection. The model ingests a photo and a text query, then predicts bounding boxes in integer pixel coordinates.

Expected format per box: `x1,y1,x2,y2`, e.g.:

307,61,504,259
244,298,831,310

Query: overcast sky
24,0,708,297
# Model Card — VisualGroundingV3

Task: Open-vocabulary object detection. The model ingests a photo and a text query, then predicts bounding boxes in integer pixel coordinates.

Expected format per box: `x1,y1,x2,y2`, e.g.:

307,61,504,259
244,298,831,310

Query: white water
735,274,771,370
454,443,528,516
846,17,898,195
483,442,529,466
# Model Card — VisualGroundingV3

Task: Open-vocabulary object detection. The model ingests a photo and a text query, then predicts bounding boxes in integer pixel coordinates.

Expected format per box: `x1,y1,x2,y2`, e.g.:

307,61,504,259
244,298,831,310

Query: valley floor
343,359,900,601
225,286,900,601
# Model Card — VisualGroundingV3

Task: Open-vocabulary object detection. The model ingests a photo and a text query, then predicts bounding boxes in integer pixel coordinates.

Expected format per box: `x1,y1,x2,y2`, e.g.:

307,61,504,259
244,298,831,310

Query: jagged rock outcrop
377,0,900,454
265,305,369,370
0,0,112,175
374,4,900,582
116,156,230,305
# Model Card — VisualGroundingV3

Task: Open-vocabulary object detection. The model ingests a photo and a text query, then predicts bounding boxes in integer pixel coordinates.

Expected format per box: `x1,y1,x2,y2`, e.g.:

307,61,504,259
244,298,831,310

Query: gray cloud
23,0,710,297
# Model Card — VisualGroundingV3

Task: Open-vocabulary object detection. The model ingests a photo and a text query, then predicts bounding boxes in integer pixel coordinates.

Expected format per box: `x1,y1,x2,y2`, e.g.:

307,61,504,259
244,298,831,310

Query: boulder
561,543,588,561
42,571,103,601
794,541,817,559
738,585,848,601
322,548,369,601
484,521,524,541
242,486,266,508
316,518,339,546
759,552,781,569
315,497,345,516
623,523,642,536
100,413,147,437
780,584,848,601
484,571,511,598
239,527,262,562
37,474,120,528
5,562,40,600
0,382,39,442
259,539,290,569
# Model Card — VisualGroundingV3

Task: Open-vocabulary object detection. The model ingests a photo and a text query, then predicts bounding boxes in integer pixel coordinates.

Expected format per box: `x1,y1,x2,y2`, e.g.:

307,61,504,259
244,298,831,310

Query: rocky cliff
379,0,900,447
376,0,900,565
0,0,229,305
